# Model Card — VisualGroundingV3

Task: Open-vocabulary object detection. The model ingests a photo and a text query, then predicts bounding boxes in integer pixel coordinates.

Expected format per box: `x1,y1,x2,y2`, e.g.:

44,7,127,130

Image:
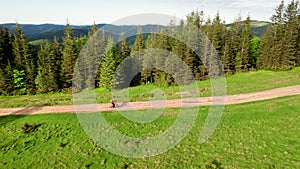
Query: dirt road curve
1,85,300,117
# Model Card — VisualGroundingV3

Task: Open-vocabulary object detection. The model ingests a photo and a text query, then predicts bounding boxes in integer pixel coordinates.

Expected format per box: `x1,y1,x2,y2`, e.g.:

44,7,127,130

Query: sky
0,0,294,25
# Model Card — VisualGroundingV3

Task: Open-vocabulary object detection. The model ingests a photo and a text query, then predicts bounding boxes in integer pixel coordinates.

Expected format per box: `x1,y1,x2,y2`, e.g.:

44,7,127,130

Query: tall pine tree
61,23,77,88
282,0,299,68
12,23,36,94
224,16,241,73
239,16,252,71
115,33,131,88
35,40,61,93
0,27,14,69
259,0,300,70
99,38,120,90
130,26,145,86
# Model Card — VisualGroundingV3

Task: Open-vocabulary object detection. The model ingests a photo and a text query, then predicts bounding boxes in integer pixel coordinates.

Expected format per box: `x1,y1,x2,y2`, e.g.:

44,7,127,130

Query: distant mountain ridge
0,21,270,42
0,23,164,42
0,23,103,35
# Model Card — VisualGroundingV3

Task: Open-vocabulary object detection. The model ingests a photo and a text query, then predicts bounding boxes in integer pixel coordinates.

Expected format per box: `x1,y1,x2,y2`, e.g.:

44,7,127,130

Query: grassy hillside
0,67,299,108
226,20,270,37
250,21,270,37
1,95,299,168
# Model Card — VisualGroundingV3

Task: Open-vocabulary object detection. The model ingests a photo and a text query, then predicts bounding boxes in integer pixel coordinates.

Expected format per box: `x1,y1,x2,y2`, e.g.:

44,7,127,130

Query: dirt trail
1,85,300,117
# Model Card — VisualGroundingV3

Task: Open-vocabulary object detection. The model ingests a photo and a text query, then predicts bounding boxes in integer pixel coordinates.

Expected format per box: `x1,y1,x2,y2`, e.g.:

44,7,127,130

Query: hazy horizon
0,0,295,25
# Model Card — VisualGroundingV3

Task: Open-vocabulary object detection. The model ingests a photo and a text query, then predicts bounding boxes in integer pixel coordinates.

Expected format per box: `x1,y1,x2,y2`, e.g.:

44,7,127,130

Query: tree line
0,0,299,95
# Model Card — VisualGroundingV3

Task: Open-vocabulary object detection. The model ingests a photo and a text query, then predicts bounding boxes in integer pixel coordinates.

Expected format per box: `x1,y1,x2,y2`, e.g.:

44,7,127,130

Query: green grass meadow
1,95,299,168
0,67,300,108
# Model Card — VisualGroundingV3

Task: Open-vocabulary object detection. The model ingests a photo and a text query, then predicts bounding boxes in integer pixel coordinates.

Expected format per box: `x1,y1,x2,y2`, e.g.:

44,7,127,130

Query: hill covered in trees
0,24,164,42
0,0,299,96
0,20,269,42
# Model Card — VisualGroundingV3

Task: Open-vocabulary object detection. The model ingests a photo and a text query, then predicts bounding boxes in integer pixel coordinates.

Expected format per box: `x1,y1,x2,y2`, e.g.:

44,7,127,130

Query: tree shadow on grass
0,115,27,126
0,106,43,126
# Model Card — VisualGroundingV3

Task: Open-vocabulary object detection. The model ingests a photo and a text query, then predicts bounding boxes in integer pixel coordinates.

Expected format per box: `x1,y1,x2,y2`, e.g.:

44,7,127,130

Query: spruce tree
272,1,286,70
185,11,205,80
205,12,227,77
93,30,108,88
116,33,130,68
0,27,15,95
203,17,213,39
143,33,156,84
130,26,145,86
172,20,194,82
12,23,36,94
154,26,174,86
223,16,241,73
35,40,61,93
112,33,130,89
0,27,14,69
172,19,186,60
12,24,25,71
259,1,285,70
79,24,103,89
142,26,173,85
211,12,227,57
61,23,77,88
99,38,120,90
131,26,145,53
81,27,106,89
239,16,252,71
88,23,99,37
235,52,242,71
0,63,15,95
52,37,62,89
259,0,300,70
258,25,275,69
282,0,299,68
